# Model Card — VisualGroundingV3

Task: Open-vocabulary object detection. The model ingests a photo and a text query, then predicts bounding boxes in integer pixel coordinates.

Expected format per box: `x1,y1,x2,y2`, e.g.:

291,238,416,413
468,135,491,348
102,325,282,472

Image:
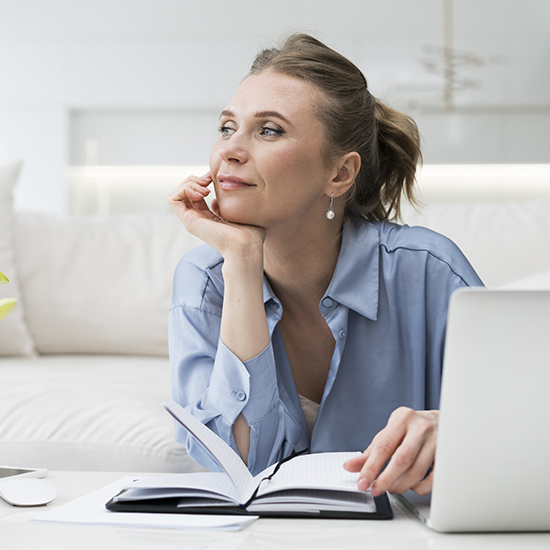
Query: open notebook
106,401,392,519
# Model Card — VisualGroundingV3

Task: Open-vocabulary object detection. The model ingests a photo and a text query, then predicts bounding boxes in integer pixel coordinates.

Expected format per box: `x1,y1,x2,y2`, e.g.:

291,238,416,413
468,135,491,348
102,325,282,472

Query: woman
167,34,483,497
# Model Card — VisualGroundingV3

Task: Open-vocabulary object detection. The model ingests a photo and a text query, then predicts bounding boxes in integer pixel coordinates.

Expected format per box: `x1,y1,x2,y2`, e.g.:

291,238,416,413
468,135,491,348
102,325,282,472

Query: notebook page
115,472,241,503
247,488,376,513
256,452,361,497
163,401,253,500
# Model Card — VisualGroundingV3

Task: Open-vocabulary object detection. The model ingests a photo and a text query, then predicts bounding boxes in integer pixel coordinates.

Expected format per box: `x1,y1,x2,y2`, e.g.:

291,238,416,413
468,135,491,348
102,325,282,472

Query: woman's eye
218,125,235,137
260,126,283,136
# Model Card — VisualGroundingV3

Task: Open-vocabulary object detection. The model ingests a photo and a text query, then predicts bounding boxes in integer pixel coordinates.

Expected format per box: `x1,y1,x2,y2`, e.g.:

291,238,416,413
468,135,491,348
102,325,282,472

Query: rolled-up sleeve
168,248,299,474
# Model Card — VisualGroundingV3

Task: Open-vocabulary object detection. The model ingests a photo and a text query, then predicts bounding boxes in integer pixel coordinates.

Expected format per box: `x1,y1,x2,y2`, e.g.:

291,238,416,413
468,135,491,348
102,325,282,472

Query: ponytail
347,100,422,222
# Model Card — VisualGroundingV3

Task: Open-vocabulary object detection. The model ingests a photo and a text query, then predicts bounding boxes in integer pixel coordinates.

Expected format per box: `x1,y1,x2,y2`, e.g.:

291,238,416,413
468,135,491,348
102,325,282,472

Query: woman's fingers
167,173,212,207
368,408,437,496
410,465,434,496
348,407,411,492
167,174,218,226
343,408,438,497
171,184,209,206
210,198,222,219
166,174,226,243
343,451,370,473
375,433,435,495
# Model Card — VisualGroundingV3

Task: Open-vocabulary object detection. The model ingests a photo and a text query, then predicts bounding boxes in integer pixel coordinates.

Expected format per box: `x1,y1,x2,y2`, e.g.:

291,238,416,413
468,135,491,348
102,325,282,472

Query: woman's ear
329,152,361,197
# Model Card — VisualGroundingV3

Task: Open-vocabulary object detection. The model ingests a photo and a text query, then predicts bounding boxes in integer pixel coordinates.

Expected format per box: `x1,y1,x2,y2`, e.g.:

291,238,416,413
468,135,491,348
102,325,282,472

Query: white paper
256,452,364,496
31,477,257,532
163,401,254,499
116,472,241,503
248,489,376,513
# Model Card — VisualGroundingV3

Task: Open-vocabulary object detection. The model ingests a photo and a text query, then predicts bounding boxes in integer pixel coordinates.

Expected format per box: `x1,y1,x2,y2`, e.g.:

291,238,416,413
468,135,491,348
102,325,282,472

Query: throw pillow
0,161,36,355
14,212,203,356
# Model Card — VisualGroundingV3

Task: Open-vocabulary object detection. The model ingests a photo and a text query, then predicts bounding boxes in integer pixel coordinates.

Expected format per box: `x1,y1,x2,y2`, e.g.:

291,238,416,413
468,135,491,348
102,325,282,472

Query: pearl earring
326,193,335,220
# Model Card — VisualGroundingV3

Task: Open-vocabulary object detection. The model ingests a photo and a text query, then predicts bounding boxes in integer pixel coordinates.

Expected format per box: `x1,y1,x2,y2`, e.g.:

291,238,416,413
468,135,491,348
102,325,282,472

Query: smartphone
0,467,48,480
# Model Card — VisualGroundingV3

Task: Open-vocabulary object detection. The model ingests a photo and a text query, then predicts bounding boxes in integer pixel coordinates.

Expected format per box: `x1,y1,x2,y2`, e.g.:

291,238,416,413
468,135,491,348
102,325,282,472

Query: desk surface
1,471,549,550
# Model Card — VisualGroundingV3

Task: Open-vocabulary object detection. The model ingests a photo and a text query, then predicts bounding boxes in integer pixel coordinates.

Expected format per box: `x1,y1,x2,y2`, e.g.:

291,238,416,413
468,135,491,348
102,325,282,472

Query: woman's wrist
221,244,264,281
220,248,269,363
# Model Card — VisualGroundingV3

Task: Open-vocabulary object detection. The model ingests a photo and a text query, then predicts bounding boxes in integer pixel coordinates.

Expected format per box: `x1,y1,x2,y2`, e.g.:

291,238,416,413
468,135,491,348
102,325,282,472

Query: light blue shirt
169,220,484,475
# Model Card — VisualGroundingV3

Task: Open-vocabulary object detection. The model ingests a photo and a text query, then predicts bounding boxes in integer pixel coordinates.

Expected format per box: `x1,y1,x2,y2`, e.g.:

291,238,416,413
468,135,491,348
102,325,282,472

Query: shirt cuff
208,339,279,426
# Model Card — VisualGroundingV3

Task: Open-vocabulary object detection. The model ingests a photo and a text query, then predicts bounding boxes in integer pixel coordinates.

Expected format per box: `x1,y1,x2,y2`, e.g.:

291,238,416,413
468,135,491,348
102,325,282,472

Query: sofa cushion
0,354,207,473
499,270,550,289
0,161,36,356
15,212,203,356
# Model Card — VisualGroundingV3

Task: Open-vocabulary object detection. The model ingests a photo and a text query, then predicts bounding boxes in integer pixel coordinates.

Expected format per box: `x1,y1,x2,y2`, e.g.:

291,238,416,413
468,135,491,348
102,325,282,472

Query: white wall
1,0,549,213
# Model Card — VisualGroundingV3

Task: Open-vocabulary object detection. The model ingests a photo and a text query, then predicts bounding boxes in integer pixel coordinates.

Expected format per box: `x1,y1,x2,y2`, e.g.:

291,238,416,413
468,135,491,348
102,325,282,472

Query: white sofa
0,162,206,473
1,160,550,473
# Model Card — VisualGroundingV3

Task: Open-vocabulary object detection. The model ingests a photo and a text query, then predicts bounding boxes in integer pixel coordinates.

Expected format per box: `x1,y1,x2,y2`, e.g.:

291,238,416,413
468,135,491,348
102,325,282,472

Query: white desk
1,471,549,549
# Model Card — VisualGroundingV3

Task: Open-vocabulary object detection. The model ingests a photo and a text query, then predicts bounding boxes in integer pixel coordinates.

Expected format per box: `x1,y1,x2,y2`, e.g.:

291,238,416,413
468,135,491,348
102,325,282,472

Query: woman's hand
167,173,265,259
343,407,438,496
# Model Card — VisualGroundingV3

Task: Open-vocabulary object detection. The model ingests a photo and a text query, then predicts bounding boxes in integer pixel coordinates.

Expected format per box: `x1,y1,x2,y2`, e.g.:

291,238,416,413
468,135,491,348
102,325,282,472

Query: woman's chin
218,204,259,226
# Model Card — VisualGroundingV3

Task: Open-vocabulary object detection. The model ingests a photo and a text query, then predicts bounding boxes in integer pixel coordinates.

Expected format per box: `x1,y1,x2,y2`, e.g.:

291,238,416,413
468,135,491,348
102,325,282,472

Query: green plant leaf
0,298,17,320
0,271,10,284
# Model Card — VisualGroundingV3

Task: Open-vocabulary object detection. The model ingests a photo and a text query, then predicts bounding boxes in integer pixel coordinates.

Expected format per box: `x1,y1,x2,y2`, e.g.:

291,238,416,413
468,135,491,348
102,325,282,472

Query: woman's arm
220,251,269,462
170,301,301,474
167,174,270,463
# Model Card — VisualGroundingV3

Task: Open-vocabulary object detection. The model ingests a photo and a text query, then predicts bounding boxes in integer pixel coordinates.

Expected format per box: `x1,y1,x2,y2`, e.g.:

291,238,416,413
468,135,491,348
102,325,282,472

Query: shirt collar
262,220,380,321
262,276,280,307
324,220,380,321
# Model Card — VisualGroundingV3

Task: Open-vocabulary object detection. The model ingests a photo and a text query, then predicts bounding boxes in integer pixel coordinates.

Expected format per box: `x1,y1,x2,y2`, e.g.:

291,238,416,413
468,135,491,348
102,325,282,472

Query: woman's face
209,70,336,228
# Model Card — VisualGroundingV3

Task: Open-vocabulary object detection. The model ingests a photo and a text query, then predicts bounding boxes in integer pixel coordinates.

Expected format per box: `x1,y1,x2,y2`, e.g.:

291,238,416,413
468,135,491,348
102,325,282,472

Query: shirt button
322,297,333,308
235,391,246,401
338,330,346,340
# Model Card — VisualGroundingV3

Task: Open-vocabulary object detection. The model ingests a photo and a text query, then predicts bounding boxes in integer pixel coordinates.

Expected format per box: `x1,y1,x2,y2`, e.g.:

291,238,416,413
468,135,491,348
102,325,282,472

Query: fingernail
357,477,370,492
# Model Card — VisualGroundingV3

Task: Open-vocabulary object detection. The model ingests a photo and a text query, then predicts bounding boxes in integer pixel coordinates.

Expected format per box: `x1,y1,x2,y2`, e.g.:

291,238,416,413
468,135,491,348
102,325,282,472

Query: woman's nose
218,131,248,164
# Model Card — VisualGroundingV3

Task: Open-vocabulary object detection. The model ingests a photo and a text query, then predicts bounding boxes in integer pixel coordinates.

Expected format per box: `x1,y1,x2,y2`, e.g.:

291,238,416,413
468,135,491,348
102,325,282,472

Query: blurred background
1,0,549,215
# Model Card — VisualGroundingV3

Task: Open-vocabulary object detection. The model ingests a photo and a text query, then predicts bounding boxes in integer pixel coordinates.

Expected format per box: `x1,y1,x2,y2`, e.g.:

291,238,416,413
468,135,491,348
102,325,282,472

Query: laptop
396,288,550,532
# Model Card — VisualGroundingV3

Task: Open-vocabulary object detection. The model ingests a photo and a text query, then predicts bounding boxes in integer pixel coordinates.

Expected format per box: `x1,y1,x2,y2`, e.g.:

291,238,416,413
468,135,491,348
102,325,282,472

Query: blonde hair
249,34,422,221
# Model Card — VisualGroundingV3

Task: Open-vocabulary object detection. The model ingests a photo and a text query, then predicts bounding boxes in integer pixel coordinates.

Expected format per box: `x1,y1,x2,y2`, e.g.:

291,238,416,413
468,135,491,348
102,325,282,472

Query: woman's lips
218,176,254,191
